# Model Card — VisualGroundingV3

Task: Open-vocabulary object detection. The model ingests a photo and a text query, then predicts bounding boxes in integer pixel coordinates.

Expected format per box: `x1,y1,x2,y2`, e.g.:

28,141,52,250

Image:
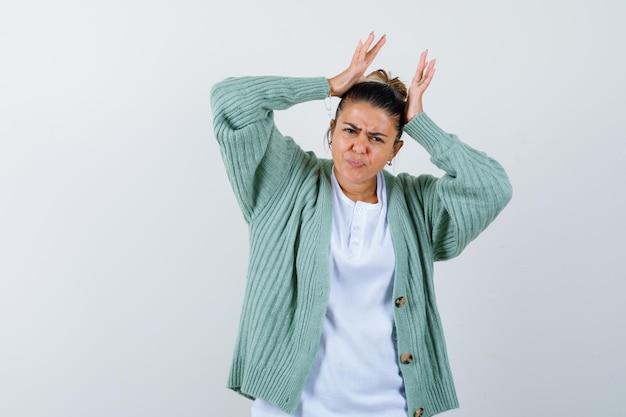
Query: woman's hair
333,69,408,142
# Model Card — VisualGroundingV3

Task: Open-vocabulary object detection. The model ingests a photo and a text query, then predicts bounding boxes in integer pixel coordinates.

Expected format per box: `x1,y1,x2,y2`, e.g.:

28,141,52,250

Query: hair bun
363,69,408,101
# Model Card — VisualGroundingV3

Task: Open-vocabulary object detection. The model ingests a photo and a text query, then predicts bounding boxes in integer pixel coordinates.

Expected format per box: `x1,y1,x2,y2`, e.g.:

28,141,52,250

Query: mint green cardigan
210,76,512,417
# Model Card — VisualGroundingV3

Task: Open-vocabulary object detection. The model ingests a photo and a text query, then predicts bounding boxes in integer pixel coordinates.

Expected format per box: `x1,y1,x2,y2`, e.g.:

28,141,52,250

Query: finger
365,34,386,62
352,39,364,62
420,66,436,90
417,50,428,73
425,59,437,79
362,31,376,52
411,57,426,86
411,64,423,86
356,32,374,62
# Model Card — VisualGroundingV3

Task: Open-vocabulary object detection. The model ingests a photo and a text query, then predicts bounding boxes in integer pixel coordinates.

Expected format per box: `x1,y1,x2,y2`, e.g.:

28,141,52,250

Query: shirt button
414,408,425,417
395,296,407,307
400,353,413,364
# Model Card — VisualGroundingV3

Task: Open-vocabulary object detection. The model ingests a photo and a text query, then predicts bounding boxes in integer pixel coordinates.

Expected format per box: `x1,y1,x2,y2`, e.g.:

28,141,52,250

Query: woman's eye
371,136,383,142
344,128,355,134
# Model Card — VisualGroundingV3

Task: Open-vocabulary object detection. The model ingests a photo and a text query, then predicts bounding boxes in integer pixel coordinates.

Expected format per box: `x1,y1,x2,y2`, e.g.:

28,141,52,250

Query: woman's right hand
327,32,386,97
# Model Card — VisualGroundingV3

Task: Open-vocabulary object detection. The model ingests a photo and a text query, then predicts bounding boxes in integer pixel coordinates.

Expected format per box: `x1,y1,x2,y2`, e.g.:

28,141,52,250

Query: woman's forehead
337,102,398,132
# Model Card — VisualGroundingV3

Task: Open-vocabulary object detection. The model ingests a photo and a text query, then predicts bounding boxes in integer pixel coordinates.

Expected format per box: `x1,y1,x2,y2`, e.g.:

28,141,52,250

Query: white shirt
252,170,406,417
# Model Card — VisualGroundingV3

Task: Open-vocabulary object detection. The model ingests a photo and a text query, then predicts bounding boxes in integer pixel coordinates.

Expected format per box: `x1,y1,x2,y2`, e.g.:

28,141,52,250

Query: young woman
210,32,512,417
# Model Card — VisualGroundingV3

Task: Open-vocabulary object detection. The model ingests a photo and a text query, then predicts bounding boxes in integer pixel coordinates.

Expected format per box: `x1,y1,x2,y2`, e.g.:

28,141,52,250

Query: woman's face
330,101,403,190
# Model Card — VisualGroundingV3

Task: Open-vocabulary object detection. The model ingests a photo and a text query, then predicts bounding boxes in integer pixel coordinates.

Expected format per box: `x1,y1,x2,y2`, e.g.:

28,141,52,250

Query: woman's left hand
406,50,436,121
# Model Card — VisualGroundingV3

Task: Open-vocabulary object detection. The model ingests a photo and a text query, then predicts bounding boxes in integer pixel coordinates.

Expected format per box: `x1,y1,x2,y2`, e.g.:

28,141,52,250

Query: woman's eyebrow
342,122,388,137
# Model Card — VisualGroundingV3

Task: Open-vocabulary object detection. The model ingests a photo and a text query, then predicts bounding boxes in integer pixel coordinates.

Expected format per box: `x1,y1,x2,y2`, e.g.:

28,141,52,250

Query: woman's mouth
347,158,365,168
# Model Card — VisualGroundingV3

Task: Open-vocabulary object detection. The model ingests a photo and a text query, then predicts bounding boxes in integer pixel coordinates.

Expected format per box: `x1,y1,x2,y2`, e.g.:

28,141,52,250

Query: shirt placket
348,202,368,259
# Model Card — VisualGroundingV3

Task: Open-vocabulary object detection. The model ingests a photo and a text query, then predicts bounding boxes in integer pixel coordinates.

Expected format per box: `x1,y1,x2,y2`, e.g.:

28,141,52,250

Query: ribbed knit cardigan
210,76,512,417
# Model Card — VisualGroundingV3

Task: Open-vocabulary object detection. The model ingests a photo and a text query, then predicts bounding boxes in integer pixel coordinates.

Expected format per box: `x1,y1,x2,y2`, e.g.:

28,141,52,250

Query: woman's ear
392,140,404,158
327,119,336,148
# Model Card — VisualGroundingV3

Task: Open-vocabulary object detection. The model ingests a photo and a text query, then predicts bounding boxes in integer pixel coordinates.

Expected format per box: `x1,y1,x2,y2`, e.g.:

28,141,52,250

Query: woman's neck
335,172,378,204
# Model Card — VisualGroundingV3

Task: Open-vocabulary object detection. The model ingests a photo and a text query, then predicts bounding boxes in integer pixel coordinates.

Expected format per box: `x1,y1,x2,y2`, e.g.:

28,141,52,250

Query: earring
386,160,392,166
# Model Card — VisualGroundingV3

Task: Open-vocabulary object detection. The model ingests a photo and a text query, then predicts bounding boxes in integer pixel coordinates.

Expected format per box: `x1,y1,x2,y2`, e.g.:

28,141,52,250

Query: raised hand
327,32,386,97
406,50,436,121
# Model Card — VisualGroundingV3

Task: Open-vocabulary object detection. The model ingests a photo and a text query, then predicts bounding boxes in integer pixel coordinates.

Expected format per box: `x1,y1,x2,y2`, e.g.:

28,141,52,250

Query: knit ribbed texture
211,76,512,417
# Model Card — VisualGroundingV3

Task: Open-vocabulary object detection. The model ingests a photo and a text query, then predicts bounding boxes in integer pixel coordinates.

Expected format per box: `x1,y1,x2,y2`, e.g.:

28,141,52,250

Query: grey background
1,0,625,416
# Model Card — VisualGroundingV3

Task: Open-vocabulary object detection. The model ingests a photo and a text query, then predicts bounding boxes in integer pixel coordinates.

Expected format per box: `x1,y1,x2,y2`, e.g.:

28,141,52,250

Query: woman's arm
210,76,329,221
404,113,513,261
402,52,512,260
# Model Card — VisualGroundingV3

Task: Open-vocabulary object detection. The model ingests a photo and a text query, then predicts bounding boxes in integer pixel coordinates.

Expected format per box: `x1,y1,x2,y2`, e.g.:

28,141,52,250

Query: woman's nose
352,133,368,153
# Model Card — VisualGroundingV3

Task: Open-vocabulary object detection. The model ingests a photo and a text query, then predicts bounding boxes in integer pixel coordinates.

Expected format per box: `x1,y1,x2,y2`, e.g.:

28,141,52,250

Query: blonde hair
362,69,408,101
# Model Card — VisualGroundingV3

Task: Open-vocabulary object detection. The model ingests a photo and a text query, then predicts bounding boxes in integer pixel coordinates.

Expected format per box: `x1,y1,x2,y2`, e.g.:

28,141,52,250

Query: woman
210,33,512,417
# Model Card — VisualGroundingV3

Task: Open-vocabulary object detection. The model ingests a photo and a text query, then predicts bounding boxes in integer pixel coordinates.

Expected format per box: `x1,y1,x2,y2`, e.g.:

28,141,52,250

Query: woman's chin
337,170,373,186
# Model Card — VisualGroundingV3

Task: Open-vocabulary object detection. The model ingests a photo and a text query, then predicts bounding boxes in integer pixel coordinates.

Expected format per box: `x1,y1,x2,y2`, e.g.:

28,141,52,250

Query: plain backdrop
1,1,625,416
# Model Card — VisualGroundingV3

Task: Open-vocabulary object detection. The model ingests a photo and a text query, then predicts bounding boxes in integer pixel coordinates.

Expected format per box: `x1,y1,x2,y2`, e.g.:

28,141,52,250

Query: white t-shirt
252,170,406,417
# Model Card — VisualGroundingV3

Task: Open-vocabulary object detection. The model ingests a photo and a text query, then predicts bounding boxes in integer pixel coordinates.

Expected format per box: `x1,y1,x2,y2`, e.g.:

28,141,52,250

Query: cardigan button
414,408,425,417
395,296,407,307
400,353,413,364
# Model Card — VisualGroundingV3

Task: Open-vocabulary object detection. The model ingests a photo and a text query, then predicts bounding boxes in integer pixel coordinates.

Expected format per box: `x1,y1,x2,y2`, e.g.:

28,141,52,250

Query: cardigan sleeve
210,76,330,222
402,112,513,261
